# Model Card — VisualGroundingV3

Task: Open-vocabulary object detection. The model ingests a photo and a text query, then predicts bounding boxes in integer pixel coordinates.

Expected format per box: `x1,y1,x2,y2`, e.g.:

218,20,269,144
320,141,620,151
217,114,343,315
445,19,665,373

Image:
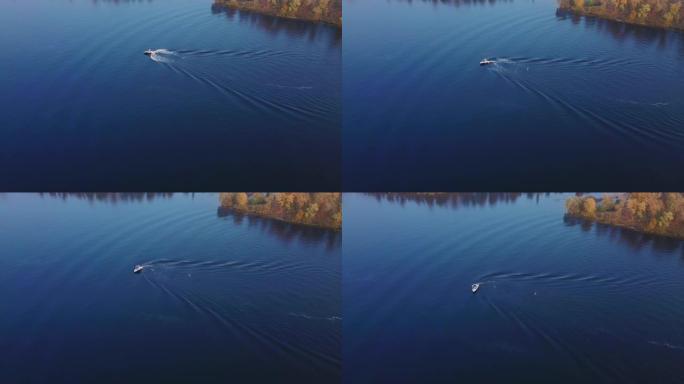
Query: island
213,0,342,27
558,0,684,30
565,193,684,238
219,193,341,230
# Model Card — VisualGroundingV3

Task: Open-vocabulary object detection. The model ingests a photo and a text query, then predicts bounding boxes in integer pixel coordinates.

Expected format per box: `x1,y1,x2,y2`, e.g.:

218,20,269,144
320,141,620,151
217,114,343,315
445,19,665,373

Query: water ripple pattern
344,0,684,190
0,193,340,382
0,0,341,190
344,193,684,383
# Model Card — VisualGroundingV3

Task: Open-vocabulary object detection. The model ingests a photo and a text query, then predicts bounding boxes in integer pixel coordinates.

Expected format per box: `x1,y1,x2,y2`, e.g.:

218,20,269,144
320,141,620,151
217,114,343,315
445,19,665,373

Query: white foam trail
649,341,684,351
495,58,515,64
289,313,341,321
267,84,313,90
616,99,670,107
153,48,175,55
148,49,178,63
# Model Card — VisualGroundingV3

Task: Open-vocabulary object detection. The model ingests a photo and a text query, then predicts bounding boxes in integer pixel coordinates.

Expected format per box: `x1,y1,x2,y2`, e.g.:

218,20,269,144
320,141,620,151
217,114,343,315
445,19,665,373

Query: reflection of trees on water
556,8,684,51
39,193,176,204
388,0,514,7
366,192,547,210
563,215,684,255
91,0,154,4
217,207,341,250
211,3,341,46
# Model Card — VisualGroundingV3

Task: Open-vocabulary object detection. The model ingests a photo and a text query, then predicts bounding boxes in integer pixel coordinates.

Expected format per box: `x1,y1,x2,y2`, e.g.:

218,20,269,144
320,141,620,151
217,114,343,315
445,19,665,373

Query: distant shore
558,0,684,30
214,0,342,27
565,193,684,239
219,193,341,230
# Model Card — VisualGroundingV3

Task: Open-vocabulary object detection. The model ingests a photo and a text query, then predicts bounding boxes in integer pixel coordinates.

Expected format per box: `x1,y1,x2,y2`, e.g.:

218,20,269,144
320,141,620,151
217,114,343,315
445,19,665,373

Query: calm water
344,193,684,383
0,193,340,382
0,1,340,191
343,0,684,190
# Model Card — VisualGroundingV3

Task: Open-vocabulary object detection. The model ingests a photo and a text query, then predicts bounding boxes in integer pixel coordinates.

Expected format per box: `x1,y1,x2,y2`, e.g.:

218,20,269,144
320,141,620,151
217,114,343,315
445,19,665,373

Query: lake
343,0,684,191
343,193,684,383
0,1,341,191
0,193,341,382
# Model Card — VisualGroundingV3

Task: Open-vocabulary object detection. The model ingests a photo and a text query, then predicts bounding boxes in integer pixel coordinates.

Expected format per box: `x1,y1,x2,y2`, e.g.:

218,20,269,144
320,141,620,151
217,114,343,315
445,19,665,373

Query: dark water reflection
92,0,155,4
217,207,342,249
564,215,684,254
392,0,514,6
33,193,341,248
365,192,547,209
556,9,684,52
40,192,177,204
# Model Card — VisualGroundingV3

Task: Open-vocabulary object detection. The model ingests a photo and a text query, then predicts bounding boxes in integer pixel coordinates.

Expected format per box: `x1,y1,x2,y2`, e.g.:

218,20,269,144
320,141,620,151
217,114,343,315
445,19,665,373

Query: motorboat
133,265,145,273
144,49,155,56
479,58,495,66
471,283,480,293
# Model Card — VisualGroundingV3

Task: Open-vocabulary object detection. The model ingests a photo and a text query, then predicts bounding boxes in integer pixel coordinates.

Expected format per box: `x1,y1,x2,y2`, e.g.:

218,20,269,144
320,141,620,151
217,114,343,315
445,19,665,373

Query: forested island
565,193,684,238
213,0,341,26
219,193,341,229
558,0,684,30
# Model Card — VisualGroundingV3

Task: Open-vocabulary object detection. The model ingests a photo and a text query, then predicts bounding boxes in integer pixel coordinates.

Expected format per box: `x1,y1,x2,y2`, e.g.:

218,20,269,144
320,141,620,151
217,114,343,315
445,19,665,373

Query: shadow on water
365,192,550,210
394,0,682,52
92,0,342,47
563,215,684,255
211,3,341,46
556,8,684,52
217,208,341,250
39,192,177,204
91,0,155,4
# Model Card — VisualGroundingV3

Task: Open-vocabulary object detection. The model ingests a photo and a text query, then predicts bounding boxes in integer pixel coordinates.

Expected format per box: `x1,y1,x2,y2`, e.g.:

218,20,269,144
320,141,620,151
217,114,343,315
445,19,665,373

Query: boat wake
648,341,684,351
147,48,178,63
289,313,342,321
143,48,329,123
267,84,314,90
483,56,684,147
138,258,340,370
136,257,324,276
476,270,658,290
146,48,296,63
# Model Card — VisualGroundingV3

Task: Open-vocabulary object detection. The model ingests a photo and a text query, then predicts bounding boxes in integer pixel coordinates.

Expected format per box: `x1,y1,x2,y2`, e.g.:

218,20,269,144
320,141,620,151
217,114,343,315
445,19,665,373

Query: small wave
476,270,654,290
150,285,340,367
616,99,670,107
289,313,341,321
649,341,684,351
139,258,318,276
267,84,314,90
171,48,294,60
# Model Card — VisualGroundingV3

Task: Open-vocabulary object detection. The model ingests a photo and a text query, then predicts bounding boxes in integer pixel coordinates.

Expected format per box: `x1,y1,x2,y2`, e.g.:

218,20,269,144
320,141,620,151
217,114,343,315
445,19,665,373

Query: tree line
558,0,683,29
213,0,342,27
566,193,684,238
219,193,341,229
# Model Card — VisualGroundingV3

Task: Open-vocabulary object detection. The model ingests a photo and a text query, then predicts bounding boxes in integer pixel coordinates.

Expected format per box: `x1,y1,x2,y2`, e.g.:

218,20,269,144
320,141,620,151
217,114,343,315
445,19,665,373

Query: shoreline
213,0,342,27
565,193,684,240
219,193,342,230
557,0,684,31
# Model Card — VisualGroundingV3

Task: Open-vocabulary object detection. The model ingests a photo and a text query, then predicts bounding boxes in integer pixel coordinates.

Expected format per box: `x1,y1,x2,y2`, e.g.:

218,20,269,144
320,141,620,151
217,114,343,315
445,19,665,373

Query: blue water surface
0,1,341,190
0,193,341,382
344,193,684,383
343,0,684,190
